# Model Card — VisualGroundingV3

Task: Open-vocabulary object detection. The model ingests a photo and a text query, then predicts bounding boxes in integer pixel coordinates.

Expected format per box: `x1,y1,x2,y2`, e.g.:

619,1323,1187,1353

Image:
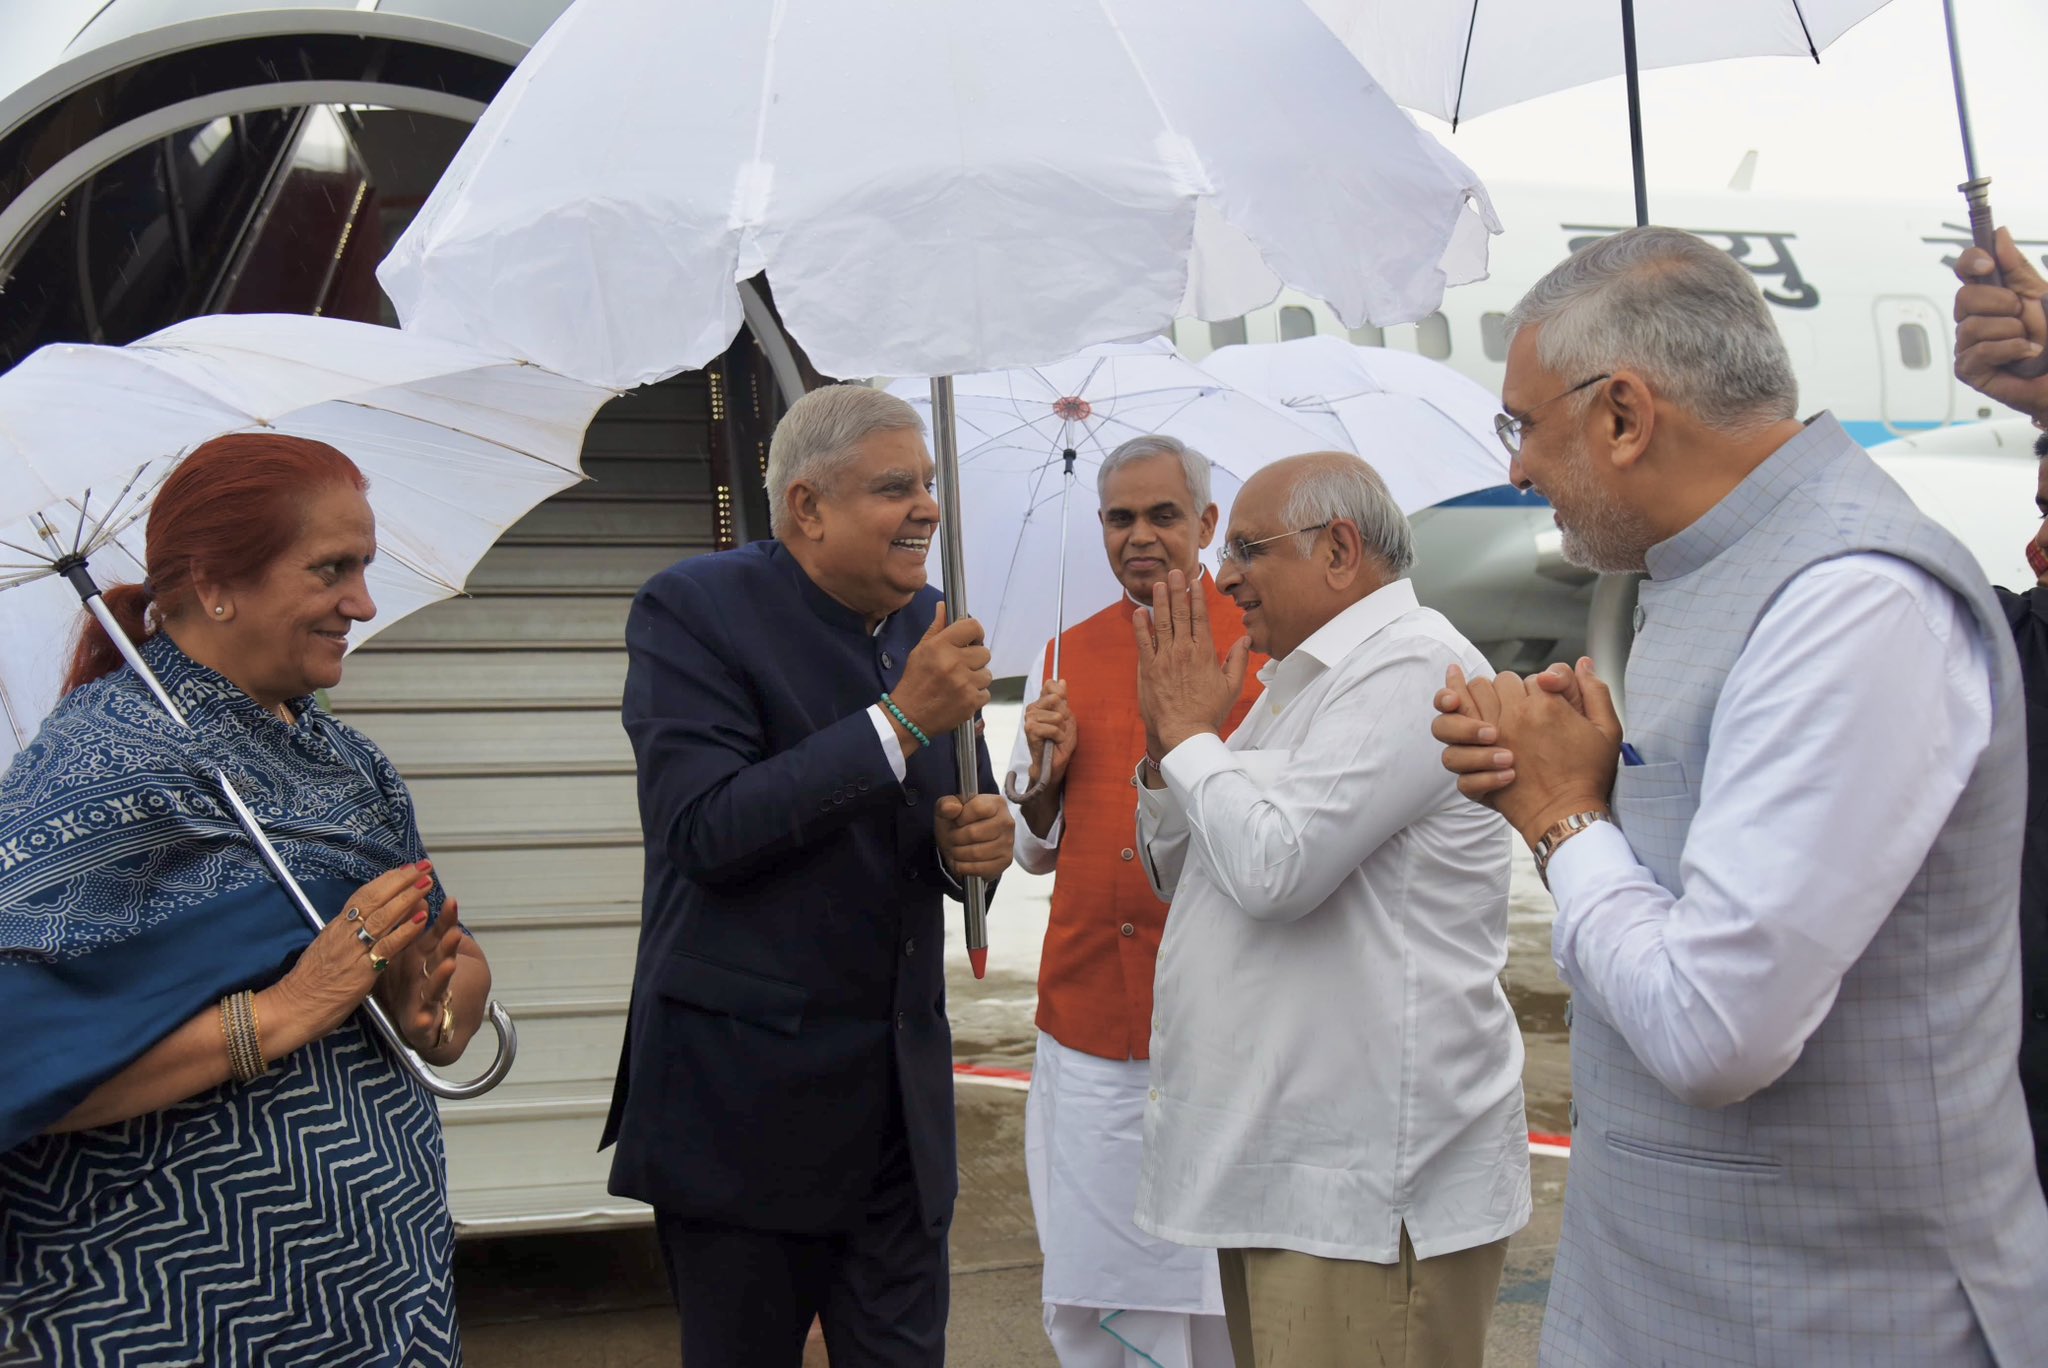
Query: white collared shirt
1134,579,1531,1263
1545,554,1992,1108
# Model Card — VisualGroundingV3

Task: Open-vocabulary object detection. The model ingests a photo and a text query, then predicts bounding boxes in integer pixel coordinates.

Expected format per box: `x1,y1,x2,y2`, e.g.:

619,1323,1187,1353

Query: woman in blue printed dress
0,434,494,1366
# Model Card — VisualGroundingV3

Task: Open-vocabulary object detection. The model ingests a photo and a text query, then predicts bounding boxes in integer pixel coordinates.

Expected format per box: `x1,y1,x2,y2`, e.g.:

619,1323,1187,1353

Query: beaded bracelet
217,990,268,1084
879,693,931,748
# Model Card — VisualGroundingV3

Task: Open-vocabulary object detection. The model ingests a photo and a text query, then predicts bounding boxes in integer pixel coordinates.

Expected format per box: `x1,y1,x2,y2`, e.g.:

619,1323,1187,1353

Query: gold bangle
218,990,268,1084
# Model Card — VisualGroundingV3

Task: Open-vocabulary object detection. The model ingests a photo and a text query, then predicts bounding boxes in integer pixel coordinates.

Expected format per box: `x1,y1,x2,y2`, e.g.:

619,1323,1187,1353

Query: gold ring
370,954,389,974
344,906,363,922
435,1001,455,1050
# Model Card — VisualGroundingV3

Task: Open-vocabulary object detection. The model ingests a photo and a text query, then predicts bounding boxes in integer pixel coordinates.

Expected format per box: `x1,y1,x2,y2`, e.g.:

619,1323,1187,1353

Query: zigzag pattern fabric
0,1019,457,1366
0,633,462,1361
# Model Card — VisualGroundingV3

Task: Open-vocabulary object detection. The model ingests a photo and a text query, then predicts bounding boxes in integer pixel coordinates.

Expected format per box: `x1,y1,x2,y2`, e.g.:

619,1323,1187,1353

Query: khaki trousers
1216,1229,1507,1368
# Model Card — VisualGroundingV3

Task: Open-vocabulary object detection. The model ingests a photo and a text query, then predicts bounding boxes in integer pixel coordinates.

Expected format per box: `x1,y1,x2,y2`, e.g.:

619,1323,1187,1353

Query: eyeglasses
1493,374,1611,457
1215,522,1330,569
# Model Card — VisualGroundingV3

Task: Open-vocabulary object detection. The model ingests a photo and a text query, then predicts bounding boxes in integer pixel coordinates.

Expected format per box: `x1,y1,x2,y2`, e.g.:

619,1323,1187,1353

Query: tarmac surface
456,703,1574,1364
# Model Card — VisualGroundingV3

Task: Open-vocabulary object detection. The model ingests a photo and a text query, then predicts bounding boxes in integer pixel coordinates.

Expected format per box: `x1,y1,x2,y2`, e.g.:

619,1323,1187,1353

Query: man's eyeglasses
1493,374,1610,457
1215,522,1330,569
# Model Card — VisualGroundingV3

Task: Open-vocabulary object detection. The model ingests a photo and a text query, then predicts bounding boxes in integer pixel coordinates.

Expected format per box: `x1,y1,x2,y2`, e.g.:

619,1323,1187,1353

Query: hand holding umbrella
1943,0,2048,382
1955,229,2048,420
889,604,1005,977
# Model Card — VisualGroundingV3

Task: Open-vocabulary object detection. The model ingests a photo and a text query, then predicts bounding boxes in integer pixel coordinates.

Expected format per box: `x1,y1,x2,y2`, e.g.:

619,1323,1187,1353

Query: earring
213,605,225,616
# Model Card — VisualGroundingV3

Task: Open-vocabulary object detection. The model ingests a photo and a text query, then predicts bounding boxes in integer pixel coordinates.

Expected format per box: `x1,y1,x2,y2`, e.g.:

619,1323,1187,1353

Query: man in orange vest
1004,434,1264,1367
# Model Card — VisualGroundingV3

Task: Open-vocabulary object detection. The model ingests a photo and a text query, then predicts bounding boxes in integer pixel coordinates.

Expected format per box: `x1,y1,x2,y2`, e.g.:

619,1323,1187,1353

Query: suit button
1120,922,1135,937
904,938,916,956
904,786,920,805
881,651,895,671
2035,1009,2047,1022
1120,848,1134,861
1148,1088,1158,1102
896,1012,906,1030
818,799,831,812
857,779,870,793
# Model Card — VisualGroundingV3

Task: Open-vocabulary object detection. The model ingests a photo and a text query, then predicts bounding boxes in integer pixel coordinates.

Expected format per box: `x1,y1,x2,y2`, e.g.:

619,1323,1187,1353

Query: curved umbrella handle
1004,737,1058,806
396,998,519,1101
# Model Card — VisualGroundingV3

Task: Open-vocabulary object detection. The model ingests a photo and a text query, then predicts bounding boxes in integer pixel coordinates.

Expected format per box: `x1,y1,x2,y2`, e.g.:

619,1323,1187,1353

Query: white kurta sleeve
1135,763,1190,900
1546,554,1994,1109
1157,643,1451,923
1005,702,1064,874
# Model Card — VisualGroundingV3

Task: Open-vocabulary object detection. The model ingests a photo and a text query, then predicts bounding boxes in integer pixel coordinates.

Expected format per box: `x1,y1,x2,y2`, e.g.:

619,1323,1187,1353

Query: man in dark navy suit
603,383,1014,1365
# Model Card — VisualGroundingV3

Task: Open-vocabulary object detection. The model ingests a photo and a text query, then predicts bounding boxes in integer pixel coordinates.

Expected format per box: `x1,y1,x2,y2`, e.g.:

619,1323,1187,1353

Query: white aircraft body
1172,182,2048,670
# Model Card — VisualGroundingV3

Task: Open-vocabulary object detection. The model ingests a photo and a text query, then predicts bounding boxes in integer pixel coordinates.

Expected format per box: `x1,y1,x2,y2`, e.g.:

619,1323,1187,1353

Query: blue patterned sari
0,633,459,1366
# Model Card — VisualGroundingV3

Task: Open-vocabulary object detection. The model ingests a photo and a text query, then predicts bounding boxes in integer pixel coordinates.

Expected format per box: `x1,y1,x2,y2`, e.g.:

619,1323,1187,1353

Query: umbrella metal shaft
1940,0,2048,376
1943,0,1999,272
1621,0,1649,228
1942,0,1983,184
62,568,517,1099
930,376,991,977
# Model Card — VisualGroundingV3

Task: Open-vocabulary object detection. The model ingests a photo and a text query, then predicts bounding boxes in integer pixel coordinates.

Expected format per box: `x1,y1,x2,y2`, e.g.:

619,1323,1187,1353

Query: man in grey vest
1433,226,2048,1366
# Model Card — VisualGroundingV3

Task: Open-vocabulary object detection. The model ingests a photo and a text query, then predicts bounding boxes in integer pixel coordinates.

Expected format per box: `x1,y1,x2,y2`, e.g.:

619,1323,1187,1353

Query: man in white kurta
1130,452,1530,1368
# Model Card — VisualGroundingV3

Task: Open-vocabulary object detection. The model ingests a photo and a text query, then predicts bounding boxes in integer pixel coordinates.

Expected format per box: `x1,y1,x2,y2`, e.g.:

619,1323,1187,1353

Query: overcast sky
2,0,2042,214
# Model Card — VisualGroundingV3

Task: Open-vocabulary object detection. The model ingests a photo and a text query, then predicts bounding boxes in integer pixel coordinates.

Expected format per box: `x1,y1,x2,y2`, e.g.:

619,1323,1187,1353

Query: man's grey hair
765,384,927,538
1507,226,1799,434
1095,433,1212,512
1282,456,1414,577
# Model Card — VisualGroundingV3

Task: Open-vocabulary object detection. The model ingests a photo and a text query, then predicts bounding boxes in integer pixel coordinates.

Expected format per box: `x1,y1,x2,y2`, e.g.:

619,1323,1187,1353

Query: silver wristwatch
1533,810,1614,886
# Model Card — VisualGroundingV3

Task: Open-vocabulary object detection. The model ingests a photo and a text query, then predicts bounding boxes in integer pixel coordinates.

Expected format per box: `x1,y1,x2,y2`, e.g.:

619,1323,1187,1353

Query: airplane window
1480,312,1510,362
1897,322,1932,371
1418,312,1452,360
1210,316,1248,348
1349,323,1385,347
1279,306,1316,341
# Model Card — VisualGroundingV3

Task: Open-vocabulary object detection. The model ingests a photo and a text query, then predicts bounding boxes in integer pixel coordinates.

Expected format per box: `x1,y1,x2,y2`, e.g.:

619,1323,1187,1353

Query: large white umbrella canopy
1197,336,1510,515
885,339,1334,680
378,0,1499,389
1307,0,1895,125
0,313,618,768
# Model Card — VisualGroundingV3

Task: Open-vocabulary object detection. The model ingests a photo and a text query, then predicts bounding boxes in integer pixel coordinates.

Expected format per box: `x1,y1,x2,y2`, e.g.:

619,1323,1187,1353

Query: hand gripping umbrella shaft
1004,448,1077,808
931,377,991,979
1943,0,2048,379
58,560,517,1099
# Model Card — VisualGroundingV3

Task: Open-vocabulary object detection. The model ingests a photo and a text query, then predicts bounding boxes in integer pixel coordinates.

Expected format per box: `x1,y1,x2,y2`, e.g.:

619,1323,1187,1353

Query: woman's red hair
64,433,368,693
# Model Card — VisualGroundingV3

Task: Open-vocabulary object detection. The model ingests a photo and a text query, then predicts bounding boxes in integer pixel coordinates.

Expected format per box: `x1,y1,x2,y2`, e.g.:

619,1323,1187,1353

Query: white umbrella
0,312,621,1100
1311,0,1888,125
378,0,1500,974
1306,0,1893,224
884,339,1331,682
377,0,1497,389
1197,336,1510,515
0,314,618,765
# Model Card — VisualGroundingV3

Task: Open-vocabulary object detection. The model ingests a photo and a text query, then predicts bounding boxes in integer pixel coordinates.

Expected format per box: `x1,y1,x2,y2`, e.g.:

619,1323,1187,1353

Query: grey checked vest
1541,416,2048,1367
